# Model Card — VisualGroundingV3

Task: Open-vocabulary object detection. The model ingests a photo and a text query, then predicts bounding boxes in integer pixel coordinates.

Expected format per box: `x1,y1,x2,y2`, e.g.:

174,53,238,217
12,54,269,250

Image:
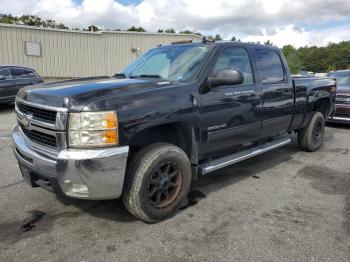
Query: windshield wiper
130,74,162,78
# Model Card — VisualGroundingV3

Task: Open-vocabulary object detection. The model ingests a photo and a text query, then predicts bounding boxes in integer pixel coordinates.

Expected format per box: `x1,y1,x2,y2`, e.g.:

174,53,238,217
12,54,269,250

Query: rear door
0,68,15,100
199,46,262,157
255,48,294,137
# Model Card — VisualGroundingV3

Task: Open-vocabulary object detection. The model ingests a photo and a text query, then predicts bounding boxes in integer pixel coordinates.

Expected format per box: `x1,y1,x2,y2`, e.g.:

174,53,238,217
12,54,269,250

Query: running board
199,138,291,175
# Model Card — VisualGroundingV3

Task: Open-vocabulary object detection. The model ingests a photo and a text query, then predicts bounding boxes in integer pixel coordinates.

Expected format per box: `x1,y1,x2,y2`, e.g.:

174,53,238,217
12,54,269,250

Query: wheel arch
312,97,331,119
301,97,331,129
128,122,198,165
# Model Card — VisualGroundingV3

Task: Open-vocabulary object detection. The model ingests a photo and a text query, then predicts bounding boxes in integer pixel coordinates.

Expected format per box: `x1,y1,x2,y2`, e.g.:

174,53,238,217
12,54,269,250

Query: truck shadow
55,137,301,223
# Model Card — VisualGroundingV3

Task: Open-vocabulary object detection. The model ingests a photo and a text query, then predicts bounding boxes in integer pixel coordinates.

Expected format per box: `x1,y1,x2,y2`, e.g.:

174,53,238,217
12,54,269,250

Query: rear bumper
12,125,129,200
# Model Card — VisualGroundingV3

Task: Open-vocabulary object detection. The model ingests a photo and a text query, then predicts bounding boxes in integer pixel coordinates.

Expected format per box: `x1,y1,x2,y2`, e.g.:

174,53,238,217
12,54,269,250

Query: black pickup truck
12,40,336,222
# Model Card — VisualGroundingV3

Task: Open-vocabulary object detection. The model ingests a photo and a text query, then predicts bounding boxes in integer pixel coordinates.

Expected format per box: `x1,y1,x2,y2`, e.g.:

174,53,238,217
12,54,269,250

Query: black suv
0,65,43,104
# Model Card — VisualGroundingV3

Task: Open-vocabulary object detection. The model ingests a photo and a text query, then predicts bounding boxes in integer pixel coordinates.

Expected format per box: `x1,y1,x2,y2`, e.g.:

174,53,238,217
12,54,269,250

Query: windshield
121,45,212,82
329,72,350,86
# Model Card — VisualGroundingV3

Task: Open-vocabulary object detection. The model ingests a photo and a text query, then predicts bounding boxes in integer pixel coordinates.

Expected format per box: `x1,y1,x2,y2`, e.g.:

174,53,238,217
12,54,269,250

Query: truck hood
17,77,172,111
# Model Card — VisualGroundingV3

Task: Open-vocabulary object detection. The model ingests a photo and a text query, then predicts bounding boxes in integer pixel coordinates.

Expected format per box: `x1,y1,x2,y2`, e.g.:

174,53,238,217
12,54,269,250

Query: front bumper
12,125,129,200
327,104,350,124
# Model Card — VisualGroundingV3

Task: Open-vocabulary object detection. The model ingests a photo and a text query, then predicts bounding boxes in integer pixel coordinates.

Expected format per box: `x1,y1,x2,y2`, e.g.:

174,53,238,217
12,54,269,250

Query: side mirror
208,69,244,88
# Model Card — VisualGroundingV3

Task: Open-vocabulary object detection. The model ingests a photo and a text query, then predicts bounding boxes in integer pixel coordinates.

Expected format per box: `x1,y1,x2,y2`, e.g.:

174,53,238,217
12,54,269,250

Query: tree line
281,42,350,73
1,14,349,73
0,14,68,29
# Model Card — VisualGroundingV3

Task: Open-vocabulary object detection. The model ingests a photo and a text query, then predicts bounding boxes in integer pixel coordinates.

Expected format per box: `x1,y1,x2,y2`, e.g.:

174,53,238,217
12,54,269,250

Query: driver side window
212,47,254,84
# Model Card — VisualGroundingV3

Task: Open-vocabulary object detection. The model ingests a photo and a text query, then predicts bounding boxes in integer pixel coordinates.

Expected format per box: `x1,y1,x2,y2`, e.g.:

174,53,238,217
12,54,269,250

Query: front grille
336,95,350,104
17,102,57,123
20,123,57,148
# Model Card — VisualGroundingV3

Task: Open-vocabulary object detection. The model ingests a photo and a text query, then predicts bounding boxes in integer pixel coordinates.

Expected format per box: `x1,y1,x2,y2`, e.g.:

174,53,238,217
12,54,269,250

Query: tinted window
0,68,12,80
212,47,254,84
11,68,37,79
25,69,37,78
256,49,285,84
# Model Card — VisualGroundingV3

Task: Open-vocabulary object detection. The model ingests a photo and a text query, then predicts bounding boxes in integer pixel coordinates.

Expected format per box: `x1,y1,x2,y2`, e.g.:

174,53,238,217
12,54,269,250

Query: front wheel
123,143,192,222
298,111,325,152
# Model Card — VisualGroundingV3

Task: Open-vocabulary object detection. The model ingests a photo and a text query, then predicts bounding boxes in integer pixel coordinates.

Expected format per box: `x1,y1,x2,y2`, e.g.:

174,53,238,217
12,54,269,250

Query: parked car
0,65,43,104
297,71,315,78
12,41,336,222
327,70,350,124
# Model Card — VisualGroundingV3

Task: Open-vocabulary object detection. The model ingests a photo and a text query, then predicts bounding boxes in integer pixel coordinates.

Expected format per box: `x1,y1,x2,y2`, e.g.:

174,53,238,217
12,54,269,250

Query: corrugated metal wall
0,23,202,78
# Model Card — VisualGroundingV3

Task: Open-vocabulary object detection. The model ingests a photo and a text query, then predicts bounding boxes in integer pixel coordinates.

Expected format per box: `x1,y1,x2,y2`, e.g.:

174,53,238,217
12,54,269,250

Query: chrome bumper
12,125,129,200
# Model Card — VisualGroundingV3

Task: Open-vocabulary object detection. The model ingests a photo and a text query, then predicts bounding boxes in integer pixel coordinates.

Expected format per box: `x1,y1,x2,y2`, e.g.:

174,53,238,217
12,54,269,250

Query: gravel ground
0,102,349,262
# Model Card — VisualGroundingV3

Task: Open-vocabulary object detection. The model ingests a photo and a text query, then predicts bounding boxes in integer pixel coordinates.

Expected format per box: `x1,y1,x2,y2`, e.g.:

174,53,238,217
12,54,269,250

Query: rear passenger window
212,47,254,84
11,68,36,79
256,49,285,84
12,68,27,79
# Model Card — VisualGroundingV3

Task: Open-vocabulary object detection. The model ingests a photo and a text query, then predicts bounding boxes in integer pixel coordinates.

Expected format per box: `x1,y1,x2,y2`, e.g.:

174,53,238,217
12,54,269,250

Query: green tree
165,28,176,33
157,29,164,33
230,36,237,41
0,14,18,24
281,45,302,74
18,15,43,26
215,34,223,41
0,13,68,29
85,25,100,32
127,26,146,32
264,40,273,45
180,30,193,34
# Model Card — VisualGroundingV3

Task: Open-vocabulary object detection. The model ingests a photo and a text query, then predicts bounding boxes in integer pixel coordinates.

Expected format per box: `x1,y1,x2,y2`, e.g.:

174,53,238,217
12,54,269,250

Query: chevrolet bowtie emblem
20,114,34,130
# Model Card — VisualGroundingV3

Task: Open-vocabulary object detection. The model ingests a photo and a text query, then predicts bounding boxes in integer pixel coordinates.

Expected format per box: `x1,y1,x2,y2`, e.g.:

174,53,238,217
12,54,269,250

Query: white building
0,23,202,78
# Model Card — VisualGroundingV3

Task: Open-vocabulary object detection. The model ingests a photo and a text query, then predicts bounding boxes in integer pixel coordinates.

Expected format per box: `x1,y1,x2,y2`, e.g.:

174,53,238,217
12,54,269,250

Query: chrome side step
199,138,291,175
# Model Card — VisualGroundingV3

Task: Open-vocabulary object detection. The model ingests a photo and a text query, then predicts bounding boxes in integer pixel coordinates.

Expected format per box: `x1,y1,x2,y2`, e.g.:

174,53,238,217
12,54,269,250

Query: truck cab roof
166,40,279,51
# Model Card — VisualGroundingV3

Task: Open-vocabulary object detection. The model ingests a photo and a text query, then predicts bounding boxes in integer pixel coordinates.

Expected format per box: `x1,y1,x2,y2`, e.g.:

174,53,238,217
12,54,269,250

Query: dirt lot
0,103,349,262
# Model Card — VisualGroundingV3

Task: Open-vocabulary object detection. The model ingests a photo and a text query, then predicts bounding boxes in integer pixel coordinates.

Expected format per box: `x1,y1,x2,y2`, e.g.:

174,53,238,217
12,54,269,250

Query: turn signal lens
104,130,118,144
106,112,117,129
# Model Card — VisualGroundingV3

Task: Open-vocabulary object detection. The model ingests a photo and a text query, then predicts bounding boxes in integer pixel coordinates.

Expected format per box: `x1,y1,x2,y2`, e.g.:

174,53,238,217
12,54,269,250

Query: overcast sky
1,0,350,47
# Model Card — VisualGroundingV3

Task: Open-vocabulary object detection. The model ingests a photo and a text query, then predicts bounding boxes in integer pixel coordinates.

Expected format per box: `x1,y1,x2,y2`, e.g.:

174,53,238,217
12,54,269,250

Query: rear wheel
298,111,325,152
123,143,191,222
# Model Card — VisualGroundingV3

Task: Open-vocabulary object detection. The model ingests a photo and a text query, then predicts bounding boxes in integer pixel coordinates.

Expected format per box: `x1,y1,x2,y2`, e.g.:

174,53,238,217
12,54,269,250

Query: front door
199,46,262,158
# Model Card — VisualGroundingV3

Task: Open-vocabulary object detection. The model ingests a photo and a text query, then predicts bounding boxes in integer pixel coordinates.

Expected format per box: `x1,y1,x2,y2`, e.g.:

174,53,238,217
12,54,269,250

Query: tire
123,143,192,222
298,111,325,152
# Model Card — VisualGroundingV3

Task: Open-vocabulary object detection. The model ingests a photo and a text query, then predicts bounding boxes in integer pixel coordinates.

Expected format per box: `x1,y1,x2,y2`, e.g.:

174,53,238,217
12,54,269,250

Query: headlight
68,111,118,148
